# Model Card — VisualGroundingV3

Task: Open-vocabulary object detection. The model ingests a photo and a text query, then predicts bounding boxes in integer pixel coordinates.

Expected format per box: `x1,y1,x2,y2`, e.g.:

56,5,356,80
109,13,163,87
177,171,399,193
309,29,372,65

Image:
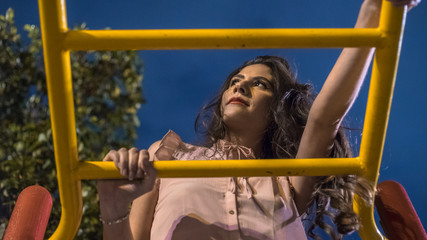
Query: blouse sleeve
154,130,188,160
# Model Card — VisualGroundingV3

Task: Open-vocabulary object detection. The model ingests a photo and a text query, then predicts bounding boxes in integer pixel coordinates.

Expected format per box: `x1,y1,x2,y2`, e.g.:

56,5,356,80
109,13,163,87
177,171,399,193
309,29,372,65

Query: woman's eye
254,81,267,88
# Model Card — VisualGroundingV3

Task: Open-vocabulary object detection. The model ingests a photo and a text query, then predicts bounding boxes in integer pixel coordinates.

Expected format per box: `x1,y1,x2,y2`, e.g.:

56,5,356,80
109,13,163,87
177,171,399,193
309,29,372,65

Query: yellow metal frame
38,0,406,239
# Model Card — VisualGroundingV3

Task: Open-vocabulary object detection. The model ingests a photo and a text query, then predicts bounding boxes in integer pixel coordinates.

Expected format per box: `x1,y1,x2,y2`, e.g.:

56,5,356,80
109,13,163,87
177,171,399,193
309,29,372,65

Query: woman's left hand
388,0,421,11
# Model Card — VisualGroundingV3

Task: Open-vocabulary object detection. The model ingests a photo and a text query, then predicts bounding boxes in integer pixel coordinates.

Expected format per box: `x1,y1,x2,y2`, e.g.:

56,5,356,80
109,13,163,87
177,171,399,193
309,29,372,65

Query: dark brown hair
195,55,373,239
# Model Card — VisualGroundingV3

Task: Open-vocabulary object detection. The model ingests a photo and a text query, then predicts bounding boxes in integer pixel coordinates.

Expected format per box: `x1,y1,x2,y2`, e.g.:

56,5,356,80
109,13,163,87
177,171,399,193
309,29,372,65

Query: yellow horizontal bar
64,28,384,51
77,157,362,179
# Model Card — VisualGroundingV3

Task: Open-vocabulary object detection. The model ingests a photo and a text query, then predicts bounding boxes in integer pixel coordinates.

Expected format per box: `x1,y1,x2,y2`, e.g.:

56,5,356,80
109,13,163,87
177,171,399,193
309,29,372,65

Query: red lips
228,97,249,106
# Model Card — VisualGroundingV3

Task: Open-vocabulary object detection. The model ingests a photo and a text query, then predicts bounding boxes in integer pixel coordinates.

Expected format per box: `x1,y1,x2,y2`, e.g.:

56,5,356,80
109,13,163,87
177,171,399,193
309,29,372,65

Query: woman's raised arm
291,0,418,214
297,0,381,158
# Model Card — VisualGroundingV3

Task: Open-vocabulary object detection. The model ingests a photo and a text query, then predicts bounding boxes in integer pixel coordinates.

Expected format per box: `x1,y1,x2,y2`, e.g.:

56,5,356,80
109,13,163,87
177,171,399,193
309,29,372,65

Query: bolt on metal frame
37,0,406,239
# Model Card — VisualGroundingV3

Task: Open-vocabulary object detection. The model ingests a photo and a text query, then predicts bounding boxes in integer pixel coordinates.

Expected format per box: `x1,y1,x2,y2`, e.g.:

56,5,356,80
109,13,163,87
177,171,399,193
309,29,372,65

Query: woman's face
221,64,275,134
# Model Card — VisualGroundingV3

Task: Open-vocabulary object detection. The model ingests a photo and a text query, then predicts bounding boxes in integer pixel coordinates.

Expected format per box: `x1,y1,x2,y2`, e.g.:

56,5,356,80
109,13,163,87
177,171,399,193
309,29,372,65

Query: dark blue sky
2,0,426,238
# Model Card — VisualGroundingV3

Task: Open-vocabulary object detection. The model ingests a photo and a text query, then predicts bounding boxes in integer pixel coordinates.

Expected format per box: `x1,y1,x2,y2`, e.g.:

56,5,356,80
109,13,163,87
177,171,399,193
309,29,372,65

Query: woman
97,0,420,239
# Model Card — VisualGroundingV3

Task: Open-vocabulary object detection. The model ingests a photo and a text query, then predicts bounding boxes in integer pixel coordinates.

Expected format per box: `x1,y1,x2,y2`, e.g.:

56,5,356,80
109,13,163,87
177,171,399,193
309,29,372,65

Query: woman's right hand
97,148,157,217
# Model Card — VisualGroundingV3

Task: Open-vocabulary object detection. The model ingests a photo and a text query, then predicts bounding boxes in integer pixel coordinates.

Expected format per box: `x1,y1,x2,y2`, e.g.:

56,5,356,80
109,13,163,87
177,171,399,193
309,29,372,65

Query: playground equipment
3,186,52,240
37,0,409,239
375,181,427,240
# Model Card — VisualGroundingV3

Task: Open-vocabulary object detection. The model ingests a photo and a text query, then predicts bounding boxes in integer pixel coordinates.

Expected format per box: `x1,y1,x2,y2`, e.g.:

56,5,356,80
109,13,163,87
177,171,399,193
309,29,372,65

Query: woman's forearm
309,0,381,126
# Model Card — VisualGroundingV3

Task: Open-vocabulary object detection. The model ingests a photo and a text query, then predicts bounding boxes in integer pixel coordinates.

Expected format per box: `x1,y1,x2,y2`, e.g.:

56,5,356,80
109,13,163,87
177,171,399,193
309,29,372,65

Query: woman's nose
233,82,248,95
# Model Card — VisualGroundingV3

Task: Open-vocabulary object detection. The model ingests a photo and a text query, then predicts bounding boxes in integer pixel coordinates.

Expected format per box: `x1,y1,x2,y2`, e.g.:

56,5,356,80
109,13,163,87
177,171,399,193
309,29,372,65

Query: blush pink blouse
150,130,307,240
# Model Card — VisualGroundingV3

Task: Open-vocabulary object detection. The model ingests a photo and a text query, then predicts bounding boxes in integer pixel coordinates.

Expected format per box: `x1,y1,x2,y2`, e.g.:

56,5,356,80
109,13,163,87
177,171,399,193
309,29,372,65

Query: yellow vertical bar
38,0,82,239
357,1,406,239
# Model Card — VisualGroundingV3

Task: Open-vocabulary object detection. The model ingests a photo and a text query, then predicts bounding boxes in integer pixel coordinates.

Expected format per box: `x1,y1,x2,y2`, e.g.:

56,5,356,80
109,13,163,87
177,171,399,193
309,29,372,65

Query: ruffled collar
155,130,256,161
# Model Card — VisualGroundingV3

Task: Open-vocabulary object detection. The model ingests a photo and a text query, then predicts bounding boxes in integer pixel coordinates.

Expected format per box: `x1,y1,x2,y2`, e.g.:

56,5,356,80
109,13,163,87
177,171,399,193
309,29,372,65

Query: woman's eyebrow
233,74,244,79
253,76,271,82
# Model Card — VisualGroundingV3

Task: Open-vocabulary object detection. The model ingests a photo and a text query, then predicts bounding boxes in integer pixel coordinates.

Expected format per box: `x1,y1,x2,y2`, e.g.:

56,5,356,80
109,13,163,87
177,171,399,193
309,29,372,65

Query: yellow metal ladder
37,0,406,239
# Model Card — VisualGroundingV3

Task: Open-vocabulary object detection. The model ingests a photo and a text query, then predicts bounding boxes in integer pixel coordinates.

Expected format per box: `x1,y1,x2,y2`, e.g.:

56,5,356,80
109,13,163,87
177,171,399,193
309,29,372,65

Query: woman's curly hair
195,55,374,239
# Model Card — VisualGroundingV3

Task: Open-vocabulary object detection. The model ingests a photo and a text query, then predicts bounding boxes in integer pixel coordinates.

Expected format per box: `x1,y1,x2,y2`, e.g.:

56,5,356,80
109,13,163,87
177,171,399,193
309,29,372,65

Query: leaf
15,142,24,152
38,133,47,142
5,8,14,22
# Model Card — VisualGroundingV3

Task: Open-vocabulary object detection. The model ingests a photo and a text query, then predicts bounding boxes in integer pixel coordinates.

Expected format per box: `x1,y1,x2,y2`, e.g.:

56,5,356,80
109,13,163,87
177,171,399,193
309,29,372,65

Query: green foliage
0,8,145,239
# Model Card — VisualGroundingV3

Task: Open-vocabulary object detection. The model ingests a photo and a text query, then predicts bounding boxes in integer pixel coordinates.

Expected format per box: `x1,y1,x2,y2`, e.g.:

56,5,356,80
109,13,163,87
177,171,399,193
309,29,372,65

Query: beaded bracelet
99,211,130,225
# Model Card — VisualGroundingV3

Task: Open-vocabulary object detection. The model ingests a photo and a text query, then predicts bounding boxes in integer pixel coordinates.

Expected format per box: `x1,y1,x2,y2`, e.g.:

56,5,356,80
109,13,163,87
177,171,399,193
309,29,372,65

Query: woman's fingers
137,150,149,178
388,0,421,10
118,148,129,177
103,148,156,191
128,148,139,180
141,151,157,191
103,150,120,171
407,0,421,10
